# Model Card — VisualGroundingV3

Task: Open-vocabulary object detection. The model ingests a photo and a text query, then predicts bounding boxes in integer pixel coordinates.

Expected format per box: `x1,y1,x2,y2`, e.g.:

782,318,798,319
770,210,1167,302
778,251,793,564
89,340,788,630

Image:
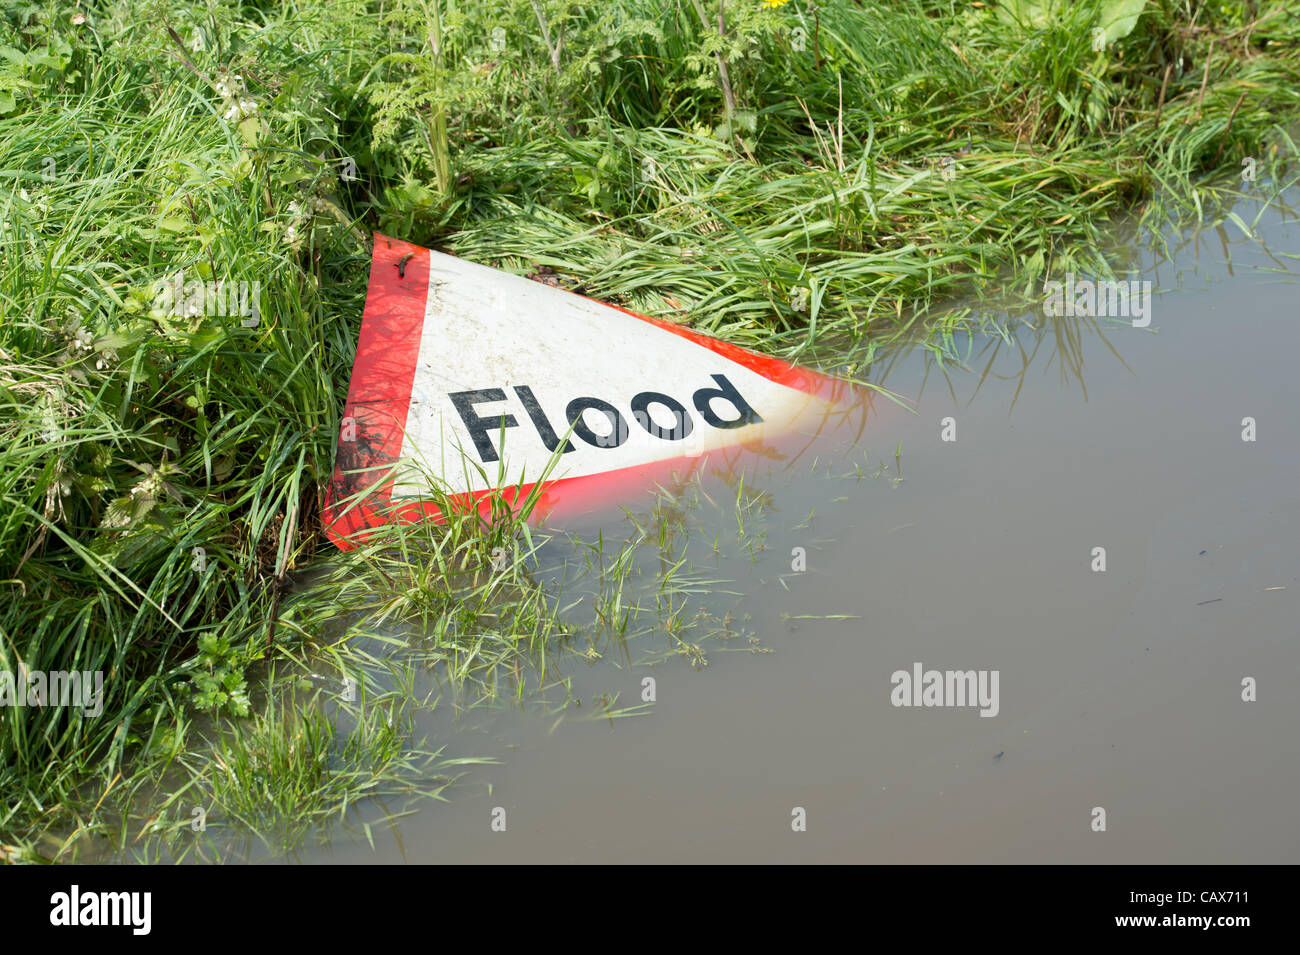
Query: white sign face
325,236,845,547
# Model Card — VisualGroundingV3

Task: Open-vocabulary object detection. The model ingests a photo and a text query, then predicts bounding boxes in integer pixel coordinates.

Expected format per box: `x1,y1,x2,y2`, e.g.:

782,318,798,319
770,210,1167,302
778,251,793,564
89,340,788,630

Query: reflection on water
166,185,1300,863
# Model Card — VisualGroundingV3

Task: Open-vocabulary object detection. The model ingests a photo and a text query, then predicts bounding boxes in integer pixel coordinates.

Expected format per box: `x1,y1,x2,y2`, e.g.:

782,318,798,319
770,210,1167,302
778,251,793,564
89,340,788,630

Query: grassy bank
2,0,1298,860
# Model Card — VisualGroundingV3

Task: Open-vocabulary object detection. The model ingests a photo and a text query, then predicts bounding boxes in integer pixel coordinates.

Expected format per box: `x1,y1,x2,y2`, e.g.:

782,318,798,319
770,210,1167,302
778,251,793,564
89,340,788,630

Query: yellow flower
763,0,791,8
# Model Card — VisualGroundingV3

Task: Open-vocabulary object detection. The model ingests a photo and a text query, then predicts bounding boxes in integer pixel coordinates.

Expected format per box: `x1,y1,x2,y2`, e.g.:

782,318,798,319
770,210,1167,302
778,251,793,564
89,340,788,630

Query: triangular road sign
324,235,851,548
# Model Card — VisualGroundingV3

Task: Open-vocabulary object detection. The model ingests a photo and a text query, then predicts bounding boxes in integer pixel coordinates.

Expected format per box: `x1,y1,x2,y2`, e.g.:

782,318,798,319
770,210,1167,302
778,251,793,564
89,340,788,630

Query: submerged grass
2,0,1299,859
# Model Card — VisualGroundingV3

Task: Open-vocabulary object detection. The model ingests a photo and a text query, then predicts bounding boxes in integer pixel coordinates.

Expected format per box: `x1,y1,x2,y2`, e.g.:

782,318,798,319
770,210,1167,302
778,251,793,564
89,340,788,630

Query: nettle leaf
999,0,1146,44
100,495,133,529
95,331,139,353
998,0,1055,31
1098,0,1148,45
28,48,68,72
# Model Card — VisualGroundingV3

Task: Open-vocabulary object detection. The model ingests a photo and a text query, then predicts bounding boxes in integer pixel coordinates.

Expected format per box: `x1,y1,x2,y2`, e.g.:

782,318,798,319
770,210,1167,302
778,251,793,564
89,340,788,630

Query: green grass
2,0,1299,860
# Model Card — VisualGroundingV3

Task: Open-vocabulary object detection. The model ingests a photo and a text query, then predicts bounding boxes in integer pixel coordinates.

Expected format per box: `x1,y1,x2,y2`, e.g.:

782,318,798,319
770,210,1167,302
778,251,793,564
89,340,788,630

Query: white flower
130,471,163,499
219,82,258,122
215,73,244,101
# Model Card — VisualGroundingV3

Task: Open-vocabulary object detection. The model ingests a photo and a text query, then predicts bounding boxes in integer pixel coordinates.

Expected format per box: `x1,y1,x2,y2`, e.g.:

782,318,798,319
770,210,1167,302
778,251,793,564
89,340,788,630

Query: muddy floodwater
279,188,1300,863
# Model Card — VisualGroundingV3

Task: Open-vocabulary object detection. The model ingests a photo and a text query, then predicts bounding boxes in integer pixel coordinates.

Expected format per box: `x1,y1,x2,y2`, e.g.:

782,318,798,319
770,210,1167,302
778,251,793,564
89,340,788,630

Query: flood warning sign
323,235,846,548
